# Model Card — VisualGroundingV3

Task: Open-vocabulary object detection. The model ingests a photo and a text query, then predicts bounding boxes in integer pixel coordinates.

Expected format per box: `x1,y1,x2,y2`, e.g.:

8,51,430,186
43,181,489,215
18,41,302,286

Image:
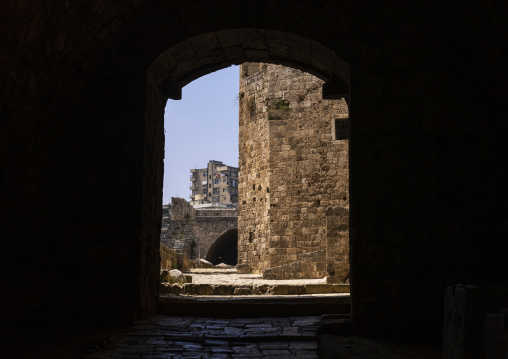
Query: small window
335,118,350,140
222,188,226,192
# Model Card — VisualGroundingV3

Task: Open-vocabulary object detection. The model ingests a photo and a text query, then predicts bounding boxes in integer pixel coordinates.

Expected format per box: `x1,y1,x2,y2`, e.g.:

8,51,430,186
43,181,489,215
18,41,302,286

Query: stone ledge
160,283,350,296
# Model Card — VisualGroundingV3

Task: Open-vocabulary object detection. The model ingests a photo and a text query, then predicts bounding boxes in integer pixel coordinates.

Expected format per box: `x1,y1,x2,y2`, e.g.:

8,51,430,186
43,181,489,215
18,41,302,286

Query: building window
223,188,226,192
335,118,350,140
203,173,207,178
209,192,211,197
213,178,219,184
223,179,226,183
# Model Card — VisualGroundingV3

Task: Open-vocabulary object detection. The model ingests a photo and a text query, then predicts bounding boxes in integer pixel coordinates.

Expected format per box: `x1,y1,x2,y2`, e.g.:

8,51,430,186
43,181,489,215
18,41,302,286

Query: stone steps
159,294,351,317
160,282,349,296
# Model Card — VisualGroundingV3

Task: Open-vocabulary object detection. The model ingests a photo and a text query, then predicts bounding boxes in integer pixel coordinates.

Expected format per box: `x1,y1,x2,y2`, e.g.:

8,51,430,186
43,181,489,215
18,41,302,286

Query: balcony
190,186,197,190
190,175,197,181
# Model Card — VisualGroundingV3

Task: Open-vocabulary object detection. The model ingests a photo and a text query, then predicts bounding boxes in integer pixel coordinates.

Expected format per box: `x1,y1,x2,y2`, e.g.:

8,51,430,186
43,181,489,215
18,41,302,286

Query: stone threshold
159,294,351,317
160,282,350,296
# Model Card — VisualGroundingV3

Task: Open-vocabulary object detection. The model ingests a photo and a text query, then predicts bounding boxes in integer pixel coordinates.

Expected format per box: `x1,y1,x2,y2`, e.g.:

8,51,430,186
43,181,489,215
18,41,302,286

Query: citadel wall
238,63,349,274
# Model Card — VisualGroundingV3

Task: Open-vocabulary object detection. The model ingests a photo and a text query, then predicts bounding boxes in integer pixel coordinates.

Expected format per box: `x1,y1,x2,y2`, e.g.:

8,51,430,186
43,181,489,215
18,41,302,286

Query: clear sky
163,65,240,205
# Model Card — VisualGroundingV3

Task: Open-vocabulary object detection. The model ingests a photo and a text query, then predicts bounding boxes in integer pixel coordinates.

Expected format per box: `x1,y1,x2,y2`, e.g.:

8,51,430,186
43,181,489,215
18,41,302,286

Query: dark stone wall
1,0,507,343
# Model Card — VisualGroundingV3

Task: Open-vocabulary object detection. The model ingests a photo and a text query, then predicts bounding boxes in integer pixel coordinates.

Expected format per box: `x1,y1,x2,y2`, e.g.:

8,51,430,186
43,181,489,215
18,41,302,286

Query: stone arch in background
205,229,239,265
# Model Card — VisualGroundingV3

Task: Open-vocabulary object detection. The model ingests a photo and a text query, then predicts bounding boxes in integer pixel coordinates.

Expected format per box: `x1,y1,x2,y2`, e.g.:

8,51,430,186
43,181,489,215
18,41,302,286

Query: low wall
160,243,177,270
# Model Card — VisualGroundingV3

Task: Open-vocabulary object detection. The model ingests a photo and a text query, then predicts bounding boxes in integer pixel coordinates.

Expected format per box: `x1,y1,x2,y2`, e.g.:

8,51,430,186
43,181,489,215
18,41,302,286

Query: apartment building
190,160,239,206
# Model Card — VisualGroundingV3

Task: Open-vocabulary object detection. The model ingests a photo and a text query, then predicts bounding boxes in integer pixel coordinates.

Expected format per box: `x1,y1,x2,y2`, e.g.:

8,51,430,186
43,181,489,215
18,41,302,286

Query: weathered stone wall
325,207,349,283
192,213,238,260
160,243,177,270
171,197,196,220
196,209,238,217
238,63,349,274
238,63,272,272
263,250,327,280
161,203,238,262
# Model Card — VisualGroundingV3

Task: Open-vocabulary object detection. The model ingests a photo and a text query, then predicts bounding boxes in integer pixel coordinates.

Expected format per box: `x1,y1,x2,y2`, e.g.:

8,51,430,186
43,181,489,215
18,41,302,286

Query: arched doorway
205,229,238,265
143,27,350,318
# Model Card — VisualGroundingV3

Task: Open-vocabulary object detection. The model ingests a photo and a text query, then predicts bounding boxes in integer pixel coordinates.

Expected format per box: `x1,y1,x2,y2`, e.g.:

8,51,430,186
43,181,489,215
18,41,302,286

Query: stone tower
238,63,350,278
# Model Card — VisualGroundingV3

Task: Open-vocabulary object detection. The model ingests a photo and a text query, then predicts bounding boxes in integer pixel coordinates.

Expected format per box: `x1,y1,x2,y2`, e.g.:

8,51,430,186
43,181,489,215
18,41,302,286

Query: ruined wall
238,63,349,274
171,197,196,220
160,243,178,270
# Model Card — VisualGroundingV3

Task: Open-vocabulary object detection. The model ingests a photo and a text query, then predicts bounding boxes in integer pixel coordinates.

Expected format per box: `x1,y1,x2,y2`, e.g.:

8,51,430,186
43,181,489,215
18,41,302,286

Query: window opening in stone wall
335,118,350,140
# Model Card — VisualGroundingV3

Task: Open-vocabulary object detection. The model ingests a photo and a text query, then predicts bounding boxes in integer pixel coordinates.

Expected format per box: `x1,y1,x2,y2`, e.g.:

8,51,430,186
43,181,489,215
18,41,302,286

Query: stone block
214,285,234,295
185,275,192,283
236,264,251,274
333,284,350,293
271,285,289,295
183,283,198,295
168,284,183,295
199,258,214,268
288,285,305,295
159,283,170,294
160,269,170,282
197,284,214,295
252,284,270,294
234,285,252,295
305,284,334,294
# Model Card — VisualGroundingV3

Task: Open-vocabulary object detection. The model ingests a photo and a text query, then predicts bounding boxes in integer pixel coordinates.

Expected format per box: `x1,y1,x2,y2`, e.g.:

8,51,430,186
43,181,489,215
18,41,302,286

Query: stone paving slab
79,315,322,359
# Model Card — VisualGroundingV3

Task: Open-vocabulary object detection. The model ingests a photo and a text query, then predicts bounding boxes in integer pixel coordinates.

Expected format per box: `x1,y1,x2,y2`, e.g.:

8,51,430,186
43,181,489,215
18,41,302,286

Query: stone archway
146,29,350,101
144,28,350,309
205,229,238,265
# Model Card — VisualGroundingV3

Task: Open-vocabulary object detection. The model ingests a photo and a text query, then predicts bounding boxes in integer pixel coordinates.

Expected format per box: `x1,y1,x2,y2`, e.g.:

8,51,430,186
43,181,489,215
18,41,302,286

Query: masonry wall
160,243,178,270
238,63,272,272
171,197,196,220
3,0,507,344
238,63,349,273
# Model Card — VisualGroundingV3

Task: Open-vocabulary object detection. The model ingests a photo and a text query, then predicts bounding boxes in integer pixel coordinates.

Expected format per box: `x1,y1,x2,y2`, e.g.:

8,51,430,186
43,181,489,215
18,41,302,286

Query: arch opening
147,29,350,101
205,229,238,266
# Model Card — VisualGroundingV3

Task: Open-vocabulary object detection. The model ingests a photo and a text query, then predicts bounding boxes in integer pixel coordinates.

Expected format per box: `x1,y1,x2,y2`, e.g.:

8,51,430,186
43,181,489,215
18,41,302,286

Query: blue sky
163,65,240,204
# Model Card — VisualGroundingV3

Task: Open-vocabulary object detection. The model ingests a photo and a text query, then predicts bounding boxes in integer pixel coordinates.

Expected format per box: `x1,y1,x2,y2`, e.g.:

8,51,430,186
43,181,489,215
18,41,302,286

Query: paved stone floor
78,315,321,359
